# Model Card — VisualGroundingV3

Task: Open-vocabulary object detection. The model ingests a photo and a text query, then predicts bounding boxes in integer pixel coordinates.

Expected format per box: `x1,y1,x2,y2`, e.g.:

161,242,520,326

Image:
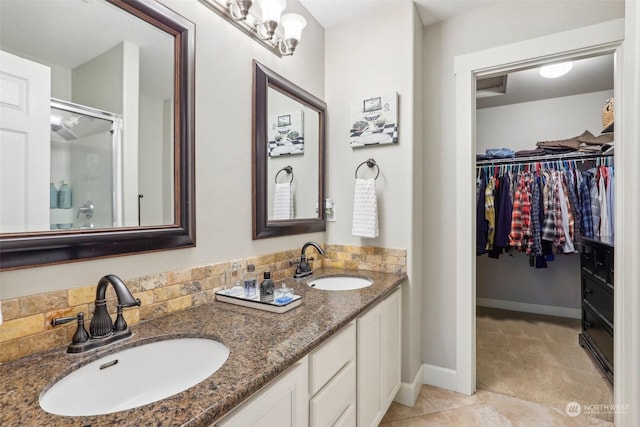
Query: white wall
422,0,624,372
324,1,423,386
477,90,614,152
0,0,325,299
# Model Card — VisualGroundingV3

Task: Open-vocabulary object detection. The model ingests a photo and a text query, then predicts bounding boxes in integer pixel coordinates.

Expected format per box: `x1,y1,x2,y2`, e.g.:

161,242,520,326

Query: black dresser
579,235,614,382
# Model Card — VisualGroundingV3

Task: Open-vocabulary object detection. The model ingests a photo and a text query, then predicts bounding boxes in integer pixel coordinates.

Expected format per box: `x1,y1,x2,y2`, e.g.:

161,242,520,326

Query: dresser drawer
580,248,596,276
594,246,612,284
582,275,613,325
581,242,614,285
582,305,613,370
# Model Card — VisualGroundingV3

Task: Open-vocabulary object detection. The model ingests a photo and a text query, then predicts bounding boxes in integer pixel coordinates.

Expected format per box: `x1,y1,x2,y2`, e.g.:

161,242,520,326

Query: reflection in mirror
0,0,174,233
253,61,326,239
0,0,195,269
267,88,320,220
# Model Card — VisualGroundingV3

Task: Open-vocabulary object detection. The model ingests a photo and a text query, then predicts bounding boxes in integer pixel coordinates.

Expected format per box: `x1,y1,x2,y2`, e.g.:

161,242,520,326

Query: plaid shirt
540,171,566,248
578,171,594,239
509,174,532,250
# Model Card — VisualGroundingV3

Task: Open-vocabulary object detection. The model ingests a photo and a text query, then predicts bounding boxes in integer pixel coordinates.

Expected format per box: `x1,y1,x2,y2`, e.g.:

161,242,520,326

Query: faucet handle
52,312,90,344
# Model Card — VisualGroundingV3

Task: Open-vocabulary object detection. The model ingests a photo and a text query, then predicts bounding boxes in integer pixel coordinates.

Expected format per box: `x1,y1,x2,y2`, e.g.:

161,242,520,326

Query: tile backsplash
0,245,406,363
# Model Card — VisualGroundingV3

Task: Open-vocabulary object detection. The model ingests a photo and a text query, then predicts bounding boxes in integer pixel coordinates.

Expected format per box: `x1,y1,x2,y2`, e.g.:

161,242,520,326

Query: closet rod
476,151,613,167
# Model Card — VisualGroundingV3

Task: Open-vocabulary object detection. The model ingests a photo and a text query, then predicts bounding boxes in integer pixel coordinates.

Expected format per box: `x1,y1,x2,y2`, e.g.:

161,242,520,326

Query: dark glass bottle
259,271,275,302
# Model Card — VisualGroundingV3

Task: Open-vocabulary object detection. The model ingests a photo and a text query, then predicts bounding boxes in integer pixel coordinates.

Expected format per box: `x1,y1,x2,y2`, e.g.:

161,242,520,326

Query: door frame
453,18,636,425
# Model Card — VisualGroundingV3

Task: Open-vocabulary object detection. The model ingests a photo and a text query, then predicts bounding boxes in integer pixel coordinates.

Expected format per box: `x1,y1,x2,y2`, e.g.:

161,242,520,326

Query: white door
0,50,51,232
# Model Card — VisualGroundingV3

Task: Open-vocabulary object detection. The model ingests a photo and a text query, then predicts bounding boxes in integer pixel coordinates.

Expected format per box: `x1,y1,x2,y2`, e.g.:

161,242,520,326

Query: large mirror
0,0,195,269
252,61,326,239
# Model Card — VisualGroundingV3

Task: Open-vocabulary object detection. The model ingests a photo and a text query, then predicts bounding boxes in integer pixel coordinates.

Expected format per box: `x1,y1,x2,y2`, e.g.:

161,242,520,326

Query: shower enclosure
50,98,123,230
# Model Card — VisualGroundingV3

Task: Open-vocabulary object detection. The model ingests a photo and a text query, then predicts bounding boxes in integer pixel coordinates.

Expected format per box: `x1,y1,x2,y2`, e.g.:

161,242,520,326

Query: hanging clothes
476,156,614,266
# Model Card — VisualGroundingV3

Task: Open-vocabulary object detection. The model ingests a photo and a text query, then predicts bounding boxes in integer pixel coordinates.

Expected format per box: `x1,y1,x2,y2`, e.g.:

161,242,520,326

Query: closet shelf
476,151,612,167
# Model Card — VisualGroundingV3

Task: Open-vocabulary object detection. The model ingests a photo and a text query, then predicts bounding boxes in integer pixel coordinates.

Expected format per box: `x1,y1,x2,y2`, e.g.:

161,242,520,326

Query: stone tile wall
0,245,406,363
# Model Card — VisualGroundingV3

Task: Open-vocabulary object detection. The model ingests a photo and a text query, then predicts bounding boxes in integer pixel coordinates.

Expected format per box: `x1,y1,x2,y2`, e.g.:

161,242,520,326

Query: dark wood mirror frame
252,61,326,239
0,0,196,270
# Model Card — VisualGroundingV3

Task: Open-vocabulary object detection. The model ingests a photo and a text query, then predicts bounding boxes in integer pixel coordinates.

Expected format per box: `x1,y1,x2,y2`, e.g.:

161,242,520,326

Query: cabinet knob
584,288,593,294
584,321,592,329
596,261,605,267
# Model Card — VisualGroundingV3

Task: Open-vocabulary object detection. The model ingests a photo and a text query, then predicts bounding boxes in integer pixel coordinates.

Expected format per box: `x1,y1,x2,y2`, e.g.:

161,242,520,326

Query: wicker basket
601,98,614,129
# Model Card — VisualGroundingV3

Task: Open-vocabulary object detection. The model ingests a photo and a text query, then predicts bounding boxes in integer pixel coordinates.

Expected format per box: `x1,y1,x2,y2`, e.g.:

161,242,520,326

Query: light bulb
539,61,573,78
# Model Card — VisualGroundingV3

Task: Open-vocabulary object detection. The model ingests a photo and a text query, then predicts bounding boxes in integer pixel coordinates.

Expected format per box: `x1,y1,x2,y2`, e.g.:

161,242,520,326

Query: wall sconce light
199,0,307,57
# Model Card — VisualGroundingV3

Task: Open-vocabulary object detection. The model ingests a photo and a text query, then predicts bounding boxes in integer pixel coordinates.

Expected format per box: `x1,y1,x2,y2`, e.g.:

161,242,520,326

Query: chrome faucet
292,241,325,278
52,274,141,353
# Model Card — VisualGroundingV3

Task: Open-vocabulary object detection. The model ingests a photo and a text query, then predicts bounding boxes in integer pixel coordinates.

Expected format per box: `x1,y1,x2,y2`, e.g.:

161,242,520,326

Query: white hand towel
273,182,294,220
352,178,379,238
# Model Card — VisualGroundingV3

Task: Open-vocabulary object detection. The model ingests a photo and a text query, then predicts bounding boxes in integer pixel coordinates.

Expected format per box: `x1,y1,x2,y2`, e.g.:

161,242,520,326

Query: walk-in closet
474,53,614,422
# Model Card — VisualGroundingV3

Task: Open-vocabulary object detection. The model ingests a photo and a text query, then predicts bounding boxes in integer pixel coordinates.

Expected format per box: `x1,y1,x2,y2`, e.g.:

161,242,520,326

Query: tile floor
380,385,615,427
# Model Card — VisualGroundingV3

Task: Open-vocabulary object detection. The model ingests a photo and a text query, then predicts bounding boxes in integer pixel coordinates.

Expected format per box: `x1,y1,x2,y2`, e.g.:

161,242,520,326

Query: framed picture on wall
268,110,304,156
350,92,398,147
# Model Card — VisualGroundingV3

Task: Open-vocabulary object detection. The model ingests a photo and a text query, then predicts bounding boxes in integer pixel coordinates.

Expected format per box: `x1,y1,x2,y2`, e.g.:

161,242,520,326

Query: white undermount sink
39,337,229,416
307,276,373,291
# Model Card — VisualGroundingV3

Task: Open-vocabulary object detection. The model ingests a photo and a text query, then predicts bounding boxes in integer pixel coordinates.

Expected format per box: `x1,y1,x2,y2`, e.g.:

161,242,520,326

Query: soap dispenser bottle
49,179,58,208
58,181,72,209
259,271,275,302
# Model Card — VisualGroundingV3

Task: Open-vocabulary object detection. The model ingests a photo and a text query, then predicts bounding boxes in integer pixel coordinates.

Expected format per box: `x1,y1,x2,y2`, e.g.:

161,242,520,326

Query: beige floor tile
438,402,513,426
381,390,439,423
479,395,591,427
420,384,483,412
383,411,453,427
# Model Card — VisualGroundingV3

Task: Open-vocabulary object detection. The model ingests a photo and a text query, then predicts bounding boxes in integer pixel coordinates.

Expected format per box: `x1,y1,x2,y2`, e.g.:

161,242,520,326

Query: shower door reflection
50,100,123,230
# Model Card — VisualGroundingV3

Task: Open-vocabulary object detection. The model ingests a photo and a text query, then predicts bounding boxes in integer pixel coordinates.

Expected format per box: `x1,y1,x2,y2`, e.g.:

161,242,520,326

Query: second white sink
308,276,373,291
39,337,229,416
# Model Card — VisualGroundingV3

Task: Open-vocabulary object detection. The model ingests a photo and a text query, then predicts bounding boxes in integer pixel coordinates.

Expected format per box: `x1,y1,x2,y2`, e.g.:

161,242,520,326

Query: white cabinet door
357,288,402,427
216,357,309,427
380,288,402,410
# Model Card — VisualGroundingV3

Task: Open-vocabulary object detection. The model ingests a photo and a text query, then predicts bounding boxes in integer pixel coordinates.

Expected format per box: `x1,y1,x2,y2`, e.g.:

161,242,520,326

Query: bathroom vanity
0,268,404,426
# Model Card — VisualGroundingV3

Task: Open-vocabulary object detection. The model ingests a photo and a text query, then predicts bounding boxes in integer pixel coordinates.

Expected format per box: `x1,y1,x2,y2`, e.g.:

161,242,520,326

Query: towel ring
275,165,294,184
355,158,380,180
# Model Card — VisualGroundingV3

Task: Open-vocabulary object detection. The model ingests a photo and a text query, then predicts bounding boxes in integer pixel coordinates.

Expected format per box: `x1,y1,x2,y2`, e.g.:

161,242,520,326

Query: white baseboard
394,365,423,407
477,297,581,319
422,363,459,393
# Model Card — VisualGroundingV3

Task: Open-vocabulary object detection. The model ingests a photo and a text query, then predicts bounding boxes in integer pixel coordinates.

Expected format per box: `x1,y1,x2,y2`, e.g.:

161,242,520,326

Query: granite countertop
0,268,405,427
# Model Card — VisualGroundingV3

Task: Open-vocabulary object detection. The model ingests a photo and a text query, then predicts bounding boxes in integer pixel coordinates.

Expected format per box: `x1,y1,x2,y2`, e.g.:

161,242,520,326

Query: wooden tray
215,289,302,313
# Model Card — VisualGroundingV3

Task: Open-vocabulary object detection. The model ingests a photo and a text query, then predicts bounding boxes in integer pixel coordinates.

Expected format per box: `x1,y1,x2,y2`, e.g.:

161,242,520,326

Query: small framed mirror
252,61,326,239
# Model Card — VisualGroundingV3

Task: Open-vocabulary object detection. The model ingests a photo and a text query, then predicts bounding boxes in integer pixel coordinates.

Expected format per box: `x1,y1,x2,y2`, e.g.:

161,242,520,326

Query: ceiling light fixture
539,61,573,78
199,0,307,57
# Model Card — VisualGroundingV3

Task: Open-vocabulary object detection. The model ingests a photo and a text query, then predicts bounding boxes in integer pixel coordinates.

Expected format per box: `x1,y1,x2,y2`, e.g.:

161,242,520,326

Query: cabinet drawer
309,321,356,396
582,305,613,370
310,361,356,427
580,248,596,276
582,275,613,325
594,246,612,284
